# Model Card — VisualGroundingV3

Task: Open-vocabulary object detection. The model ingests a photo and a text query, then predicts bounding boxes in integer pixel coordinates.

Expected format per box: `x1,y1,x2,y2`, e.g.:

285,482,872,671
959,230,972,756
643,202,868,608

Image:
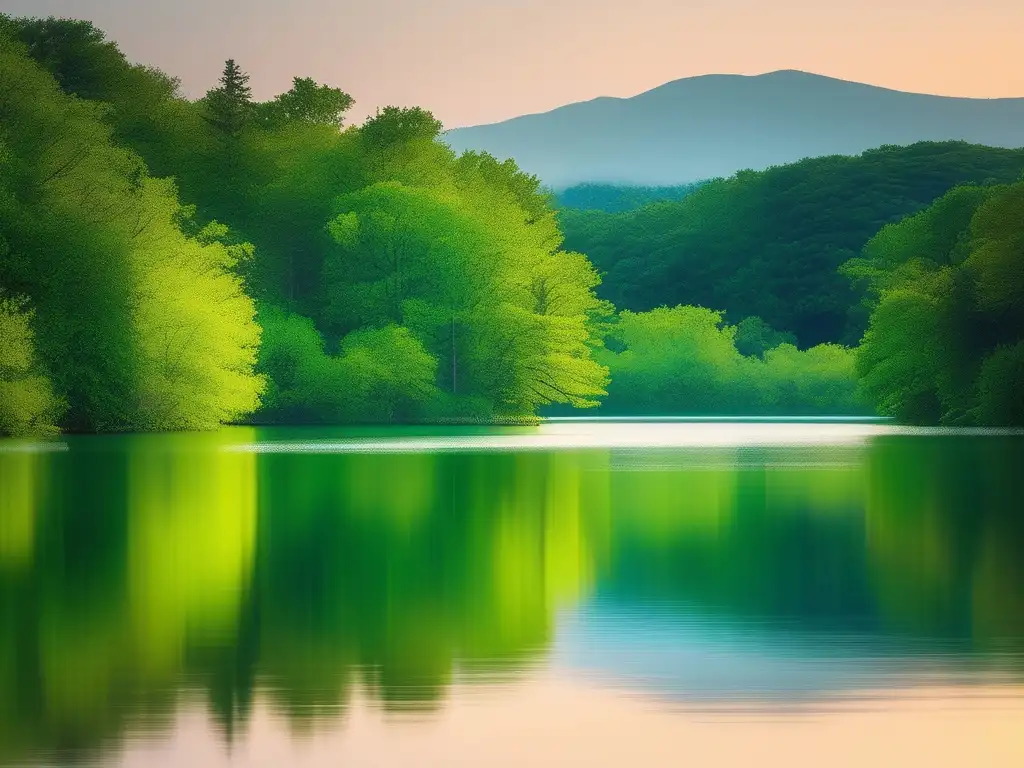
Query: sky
4,0,1024,129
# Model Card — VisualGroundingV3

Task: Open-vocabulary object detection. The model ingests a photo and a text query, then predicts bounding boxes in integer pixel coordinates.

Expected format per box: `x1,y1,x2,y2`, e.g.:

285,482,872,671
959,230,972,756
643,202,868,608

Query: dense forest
558,169,1024,424
553,182,705,213
1,16,1022,433
846,183,1024,425
0,16,609,434
560,143,1024,346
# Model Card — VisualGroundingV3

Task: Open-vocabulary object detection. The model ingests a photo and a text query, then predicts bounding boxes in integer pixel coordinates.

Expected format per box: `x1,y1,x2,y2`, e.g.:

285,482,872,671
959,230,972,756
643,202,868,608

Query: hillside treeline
560,143,1024,346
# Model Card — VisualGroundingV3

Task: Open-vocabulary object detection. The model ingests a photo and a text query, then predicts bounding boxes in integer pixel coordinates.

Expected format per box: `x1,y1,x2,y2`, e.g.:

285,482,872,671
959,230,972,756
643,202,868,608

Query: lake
1,422,1023,767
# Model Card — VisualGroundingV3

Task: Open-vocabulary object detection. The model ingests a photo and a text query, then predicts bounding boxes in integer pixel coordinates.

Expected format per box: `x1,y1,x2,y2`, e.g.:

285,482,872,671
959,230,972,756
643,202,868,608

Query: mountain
442,71,1024,188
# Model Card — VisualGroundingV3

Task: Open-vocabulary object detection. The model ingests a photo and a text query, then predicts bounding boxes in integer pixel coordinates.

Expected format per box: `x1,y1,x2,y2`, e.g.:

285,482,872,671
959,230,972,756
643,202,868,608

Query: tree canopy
0,30,264,432
842,182,1024,425
596,307,863,416
553,182,705,213
560,143,1024,347
0,16,611,432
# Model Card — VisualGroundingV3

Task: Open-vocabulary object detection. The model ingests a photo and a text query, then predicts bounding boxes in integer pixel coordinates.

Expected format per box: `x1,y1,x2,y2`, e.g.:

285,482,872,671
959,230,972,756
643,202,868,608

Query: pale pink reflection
117,675,1024,768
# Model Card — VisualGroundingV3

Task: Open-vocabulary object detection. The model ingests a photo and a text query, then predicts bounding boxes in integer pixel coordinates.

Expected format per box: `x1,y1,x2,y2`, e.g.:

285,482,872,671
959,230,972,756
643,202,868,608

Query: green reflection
604,446,873,619
0,429,1023,765
253,446,608,719
863,436,1024,643
0,449,41,572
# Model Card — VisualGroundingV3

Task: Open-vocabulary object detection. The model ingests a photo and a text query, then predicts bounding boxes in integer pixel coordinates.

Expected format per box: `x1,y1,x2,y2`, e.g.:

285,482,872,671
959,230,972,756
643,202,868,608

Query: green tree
256,77,353,128
598,306,751,414
597,306,863,416
254,306,437,424
0,296,60,436
733,316,797,358
555,182,705,213
0,37,264,431
324,181,608,416
363,106,444,149
975,342,1024,425
203,59,252,138
846,182,1024,425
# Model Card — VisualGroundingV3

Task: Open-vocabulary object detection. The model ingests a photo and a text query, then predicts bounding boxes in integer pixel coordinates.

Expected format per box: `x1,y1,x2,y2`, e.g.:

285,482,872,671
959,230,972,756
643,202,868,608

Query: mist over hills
442,71,1024,188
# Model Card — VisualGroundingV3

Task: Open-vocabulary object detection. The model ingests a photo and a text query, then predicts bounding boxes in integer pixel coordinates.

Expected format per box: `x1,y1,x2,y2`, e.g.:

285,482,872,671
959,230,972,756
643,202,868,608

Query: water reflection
0,425,1022,766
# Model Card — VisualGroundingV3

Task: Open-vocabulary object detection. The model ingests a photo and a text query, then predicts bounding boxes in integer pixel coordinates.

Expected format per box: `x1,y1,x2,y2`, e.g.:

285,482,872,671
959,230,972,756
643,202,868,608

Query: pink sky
6,0,1024,128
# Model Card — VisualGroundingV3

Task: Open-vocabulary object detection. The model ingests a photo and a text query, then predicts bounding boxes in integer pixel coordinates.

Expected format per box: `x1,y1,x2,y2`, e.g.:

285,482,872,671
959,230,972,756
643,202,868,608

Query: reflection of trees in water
603,446,874,622
1,433,1023,763
252,449,608,720
0,434,607,764
602,437,1024,650
864,436,1024,645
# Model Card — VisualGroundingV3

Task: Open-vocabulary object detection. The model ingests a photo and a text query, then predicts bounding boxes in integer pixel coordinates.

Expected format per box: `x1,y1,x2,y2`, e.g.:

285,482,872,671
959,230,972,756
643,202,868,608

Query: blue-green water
1,422,1023,766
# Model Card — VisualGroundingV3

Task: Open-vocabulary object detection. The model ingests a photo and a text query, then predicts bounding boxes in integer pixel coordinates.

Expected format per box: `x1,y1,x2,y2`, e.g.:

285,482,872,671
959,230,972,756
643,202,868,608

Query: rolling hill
443,71,1024,188
557,142,1024,347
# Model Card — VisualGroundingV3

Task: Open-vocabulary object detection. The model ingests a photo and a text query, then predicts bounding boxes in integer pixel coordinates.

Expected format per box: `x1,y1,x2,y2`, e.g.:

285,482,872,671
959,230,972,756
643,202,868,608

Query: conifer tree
203,59,252,137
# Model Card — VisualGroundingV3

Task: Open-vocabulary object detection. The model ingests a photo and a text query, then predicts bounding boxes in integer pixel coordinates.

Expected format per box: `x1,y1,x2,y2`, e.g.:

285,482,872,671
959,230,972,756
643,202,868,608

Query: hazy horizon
3,0,1024,129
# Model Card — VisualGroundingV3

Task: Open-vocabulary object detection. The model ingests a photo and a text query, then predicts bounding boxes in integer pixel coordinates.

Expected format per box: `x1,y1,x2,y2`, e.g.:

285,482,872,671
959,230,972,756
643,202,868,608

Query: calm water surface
1,422,1023,767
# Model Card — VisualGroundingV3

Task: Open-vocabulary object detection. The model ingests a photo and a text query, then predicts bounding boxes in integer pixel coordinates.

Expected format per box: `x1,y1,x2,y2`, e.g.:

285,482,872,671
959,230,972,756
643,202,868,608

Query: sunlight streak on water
545,416,891,422
224,421,1024,455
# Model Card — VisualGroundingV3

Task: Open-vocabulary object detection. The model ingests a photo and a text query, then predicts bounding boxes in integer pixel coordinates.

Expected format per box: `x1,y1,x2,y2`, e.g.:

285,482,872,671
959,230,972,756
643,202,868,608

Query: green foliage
323,177,609,416
856,287,950,424
733,316,797,358
759,343,861,415
975,342,1024,426
365,106,444,149
840,185,986,302
255,77,354,129
598,306,864,415
323,182,490,329
0,297,60,436
25,13,1020,427
555,182,705,213
1,15,185,159
255,306,437,423
455,151,554,223
848,182,1024,425
600,307,746,413
0,36,264,431
124,179,266,430
1,16,612,427
1,16,162,101
561,143,1024,346
965,183,1024,317
203,59,252,138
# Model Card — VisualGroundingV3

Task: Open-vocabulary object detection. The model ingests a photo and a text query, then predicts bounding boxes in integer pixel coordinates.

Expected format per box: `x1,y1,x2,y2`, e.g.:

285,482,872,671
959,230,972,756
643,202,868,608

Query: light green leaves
0,297,60,436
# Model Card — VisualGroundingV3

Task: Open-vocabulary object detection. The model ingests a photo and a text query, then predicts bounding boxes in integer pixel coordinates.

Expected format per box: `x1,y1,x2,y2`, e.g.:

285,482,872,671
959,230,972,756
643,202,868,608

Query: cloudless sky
5,0,1024,128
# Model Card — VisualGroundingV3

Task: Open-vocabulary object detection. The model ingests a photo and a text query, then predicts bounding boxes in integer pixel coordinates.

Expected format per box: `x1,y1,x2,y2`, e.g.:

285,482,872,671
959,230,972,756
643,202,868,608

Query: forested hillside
553,183,704,213
844,183,1024,425
560,143,1024,346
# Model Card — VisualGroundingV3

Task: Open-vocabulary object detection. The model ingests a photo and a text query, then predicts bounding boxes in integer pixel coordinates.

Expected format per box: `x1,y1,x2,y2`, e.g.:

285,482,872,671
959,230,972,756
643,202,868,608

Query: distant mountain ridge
442,71,1024,188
